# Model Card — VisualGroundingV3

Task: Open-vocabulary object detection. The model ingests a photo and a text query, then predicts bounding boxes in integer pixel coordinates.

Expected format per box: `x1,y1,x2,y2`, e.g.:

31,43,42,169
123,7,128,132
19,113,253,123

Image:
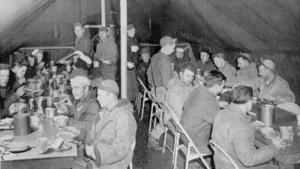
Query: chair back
209,140,239,169
159,102,211,169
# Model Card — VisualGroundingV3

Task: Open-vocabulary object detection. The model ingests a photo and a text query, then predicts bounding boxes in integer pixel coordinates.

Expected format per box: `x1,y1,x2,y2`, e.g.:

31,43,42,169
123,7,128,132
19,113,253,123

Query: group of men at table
146,35,300,169
0,60,137,169
0,26,139,169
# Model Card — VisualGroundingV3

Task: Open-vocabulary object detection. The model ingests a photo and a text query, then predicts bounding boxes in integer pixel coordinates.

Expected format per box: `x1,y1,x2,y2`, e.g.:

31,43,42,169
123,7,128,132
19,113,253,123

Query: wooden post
101,0,106,26
120,0,127,98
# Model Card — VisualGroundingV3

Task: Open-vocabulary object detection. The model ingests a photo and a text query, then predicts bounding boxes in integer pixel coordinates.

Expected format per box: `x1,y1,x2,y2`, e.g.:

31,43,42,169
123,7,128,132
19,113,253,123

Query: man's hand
102,59,112,65
85,144,96,159
127,62,135,69
272,136,287,150
16,86,26,97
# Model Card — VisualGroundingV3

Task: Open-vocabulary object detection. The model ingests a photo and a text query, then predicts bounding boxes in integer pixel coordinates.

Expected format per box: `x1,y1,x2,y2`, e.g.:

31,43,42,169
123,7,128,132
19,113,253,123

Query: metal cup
45,107,56,118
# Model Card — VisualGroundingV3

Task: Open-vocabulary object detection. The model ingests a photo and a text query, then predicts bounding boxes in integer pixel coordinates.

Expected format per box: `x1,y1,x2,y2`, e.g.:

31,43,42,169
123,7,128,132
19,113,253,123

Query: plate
57,131,77,140
6,141,30,153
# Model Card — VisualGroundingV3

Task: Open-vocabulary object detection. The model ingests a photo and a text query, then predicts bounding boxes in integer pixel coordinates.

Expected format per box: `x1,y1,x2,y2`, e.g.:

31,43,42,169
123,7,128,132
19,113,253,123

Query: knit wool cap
94,79,119,95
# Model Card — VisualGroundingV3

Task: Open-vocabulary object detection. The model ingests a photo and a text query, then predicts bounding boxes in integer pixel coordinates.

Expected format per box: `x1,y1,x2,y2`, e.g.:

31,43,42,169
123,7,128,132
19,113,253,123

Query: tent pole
101,0,106,26
120,0,127,99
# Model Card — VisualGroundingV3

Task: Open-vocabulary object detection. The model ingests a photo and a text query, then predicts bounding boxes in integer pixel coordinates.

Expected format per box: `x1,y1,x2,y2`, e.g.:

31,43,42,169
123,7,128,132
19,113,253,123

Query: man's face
237,57,249,69
165,43,176,55
28,56,35,66
74,26,84,38
35,53,43,63
71,84,89,100
97,89,111,108
0,69,9,87
210,81,225,95
127,28,136,38
258,65,269,78
13,65,27,78
200,52,209,63
213,57,225,69
99,31,107,40
175,51,184,59
141,53,150,63
179,69,195,84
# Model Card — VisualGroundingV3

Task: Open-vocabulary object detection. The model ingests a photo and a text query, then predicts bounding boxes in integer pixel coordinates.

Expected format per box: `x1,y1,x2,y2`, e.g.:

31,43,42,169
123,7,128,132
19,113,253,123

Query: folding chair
147,92,164,135
209,140,239,169
172,120,211,169
137,78,151,121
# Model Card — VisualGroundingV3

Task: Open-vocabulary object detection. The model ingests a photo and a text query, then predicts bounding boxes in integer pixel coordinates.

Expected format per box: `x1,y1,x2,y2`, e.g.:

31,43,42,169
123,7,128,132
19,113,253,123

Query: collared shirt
181,86,219,154
259,75,295,103
147,51,173,88
219,61,237,87
196,60,217,76
212,104,278,169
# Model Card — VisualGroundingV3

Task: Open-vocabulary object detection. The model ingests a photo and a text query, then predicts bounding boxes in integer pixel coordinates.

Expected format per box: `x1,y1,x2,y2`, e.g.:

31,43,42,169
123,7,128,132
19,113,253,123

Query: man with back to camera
212,86,286,169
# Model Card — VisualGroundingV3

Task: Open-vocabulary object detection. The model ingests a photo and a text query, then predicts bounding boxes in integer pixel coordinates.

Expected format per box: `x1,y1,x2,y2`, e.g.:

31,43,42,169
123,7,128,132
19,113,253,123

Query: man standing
147,35,176,102
236,53,259,90
127,24,139,101
74,22,92,56
212,86,286,169
69,69,100,131
181,70,225,155
94,27,119,80
85,80,137,169
213,53,237,87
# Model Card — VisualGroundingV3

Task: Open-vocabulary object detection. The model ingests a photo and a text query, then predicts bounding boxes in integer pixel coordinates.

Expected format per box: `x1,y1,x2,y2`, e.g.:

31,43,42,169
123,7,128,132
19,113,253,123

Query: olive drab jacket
86,99,137,169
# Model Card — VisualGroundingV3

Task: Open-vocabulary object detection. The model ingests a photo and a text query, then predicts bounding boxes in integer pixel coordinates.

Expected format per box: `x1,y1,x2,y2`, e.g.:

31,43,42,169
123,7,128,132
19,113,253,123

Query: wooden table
0,118,77,169
253,104,300,169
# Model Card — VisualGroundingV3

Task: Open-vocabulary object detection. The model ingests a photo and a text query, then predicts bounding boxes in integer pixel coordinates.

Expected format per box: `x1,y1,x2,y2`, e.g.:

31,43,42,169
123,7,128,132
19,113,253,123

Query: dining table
252,103,300,169
0,117,78,169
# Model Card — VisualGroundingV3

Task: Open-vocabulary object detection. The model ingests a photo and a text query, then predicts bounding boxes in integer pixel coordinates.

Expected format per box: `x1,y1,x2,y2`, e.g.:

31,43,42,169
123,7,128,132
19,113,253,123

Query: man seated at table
196,50,216,76
181,70,225,155
147,62,196,150
212,86,286,169
0,63,27,119
68,68,100,132
11,62,27,91
170,47,191,73
213,52,237,87
236,52,259,90
258,59,300,125
84,79,137,169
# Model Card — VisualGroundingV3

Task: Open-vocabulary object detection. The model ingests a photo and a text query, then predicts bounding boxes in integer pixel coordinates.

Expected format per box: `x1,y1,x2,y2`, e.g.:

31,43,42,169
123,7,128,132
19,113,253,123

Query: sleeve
147,64,154,87
82,38,92,56
160,57,173,87
3,93,19,117
94,113,131,165
275,81,295,103
109,42,119,64
233,130,279,167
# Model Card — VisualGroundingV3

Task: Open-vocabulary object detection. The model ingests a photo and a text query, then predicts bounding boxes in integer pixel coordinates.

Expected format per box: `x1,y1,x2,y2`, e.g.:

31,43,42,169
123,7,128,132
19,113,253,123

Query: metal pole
120,0,127,99
101,0,106,26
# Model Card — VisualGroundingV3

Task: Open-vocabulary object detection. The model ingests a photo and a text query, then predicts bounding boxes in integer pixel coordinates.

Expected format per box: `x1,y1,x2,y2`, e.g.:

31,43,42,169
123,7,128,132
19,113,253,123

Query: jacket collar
228,104,250,121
